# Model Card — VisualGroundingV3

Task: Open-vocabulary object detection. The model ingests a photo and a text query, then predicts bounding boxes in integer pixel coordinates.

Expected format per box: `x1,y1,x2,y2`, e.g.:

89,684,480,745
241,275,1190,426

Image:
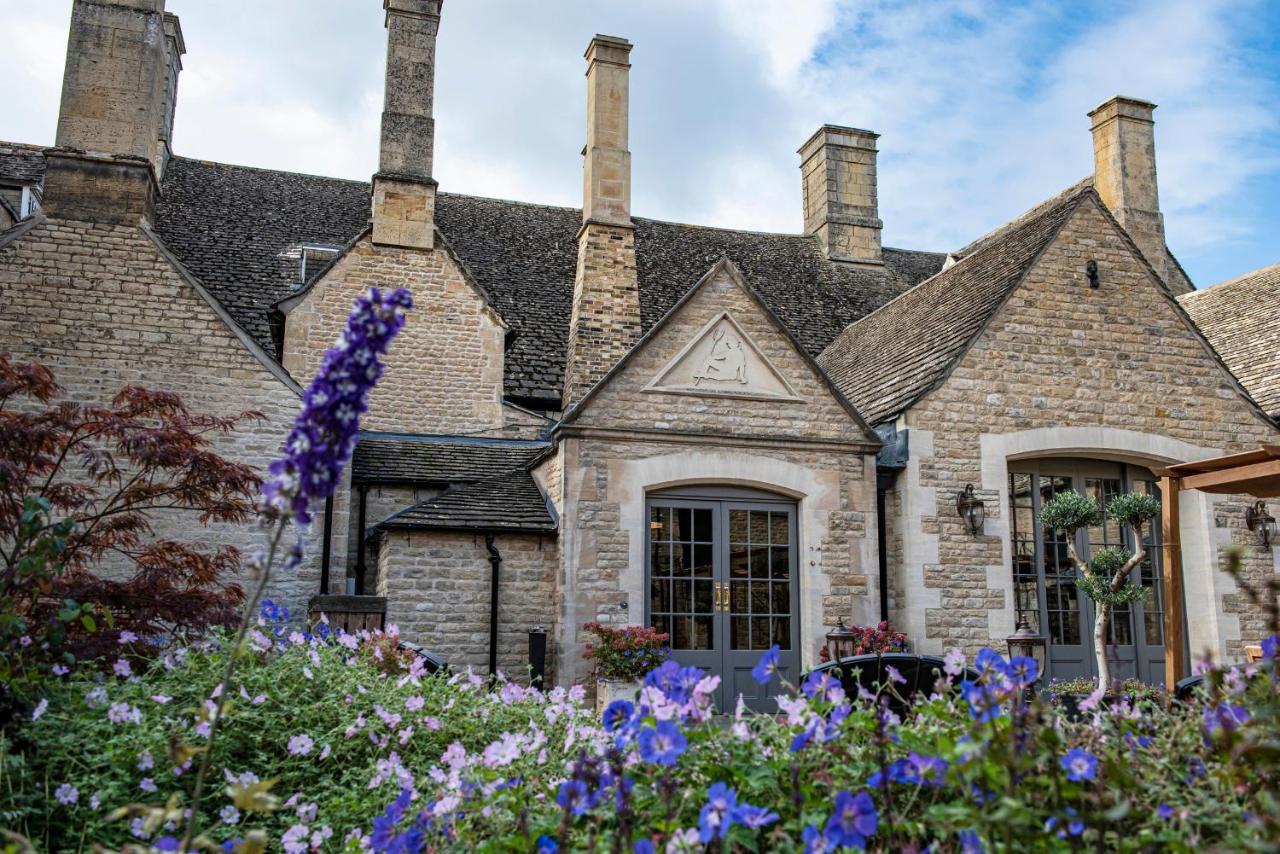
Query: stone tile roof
376,470,557,533
1180,262,1280,418
352,432,550,484
0,146,947,408
0,143,45,185
818,184,1090,424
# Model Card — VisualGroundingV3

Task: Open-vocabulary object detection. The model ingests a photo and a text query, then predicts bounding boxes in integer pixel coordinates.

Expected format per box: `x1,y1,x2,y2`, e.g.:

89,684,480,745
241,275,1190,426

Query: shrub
818,620,909,662
582,622,670,681
0,353,262,715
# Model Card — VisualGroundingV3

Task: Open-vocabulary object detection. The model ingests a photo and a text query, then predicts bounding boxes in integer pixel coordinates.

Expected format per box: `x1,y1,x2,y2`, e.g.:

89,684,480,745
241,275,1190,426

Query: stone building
2,0,1276,701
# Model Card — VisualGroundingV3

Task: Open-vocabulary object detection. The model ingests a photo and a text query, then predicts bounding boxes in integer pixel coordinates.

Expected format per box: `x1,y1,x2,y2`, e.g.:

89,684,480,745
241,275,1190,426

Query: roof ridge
170,154,370,187
357,430,551,448
953,175,1094,258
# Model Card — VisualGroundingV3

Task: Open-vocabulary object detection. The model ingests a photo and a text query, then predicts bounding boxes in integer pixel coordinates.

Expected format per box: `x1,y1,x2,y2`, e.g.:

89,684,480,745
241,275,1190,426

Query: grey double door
1008,460,1172,686
646,491,799,711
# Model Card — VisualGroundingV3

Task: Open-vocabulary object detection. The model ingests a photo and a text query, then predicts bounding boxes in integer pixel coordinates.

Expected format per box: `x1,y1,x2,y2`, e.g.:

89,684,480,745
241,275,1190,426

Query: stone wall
555,264,880,684
562,223,640,405
0,217,343,613
282,235,506,435
346,484,442,581
896,195,1277,659
376,529,558,679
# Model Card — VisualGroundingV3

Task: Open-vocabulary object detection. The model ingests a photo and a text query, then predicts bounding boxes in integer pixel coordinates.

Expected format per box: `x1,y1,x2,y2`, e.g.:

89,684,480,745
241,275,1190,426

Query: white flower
55,783,78,805
31,698,48,722
118,630,139,644
113,658,132,678
281,823,309,854
220,804,241,825
139,777,157,793
136,750,154,771
287,734,315,756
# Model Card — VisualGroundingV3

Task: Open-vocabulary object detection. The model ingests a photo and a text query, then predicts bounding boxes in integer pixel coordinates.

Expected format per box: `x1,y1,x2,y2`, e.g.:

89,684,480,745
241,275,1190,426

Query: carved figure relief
693,328,748,385
646,311,801,401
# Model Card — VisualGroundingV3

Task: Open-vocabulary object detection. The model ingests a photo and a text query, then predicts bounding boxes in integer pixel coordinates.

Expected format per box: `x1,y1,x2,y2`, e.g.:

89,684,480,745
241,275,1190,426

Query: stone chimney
562,35,641,406
44,0,182,224
798,125,882,265
1089,96,1167,281
371,0,441,250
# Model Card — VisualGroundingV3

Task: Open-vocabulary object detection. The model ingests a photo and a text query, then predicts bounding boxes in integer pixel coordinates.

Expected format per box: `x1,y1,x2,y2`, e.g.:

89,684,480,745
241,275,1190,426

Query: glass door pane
727,508,791,650
649,504,716,650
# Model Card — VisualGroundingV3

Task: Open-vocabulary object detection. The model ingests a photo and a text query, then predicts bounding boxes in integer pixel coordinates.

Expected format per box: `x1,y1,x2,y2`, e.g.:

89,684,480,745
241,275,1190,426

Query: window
300,244,342,282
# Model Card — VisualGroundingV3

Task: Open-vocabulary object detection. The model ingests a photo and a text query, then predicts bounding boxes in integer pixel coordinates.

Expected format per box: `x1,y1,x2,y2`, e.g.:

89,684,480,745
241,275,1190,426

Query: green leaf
79,614,96,632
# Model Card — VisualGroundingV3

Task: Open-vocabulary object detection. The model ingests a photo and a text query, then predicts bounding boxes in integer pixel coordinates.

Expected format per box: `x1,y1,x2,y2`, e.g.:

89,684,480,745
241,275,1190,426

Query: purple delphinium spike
261,287,413,526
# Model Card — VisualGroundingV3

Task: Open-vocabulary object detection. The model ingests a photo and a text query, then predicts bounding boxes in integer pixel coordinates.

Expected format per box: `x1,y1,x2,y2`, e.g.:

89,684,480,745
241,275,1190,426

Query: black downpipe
354,484,369,595
484,533,502,678
876,485,889,623
320,495,334,594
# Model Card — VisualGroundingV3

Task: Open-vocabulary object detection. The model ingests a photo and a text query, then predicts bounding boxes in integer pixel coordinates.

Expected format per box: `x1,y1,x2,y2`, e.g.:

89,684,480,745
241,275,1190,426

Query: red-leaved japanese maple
0,353,262,672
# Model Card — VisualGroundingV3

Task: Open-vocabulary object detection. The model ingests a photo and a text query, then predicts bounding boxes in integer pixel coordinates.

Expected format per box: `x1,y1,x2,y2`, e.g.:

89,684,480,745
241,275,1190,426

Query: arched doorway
646,485,799,710
1007,458,1168,685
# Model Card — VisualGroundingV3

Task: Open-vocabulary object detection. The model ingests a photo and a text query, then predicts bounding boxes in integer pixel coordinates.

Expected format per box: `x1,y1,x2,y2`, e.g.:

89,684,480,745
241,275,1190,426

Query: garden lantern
1005,619,1046,680
1245,500,1277,549
826,618,857,662
956,484,986,536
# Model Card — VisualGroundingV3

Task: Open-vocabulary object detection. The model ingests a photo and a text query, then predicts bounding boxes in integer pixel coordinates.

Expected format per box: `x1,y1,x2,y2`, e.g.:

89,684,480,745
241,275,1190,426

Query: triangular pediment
644,311,802,402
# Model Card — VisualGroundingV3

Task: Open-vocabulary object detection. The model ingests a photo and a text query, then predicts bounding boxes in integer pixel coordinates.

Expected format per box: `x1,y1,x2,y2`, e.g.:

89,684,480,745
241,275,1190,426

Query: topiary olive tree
1039,489,1161,690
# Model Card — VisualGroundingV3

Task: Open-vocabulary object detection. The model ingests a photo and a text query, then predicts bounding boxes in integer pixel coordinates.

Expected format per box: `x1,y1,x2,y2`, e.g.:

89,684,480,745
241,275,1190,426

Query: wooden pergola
1156,445,1280,691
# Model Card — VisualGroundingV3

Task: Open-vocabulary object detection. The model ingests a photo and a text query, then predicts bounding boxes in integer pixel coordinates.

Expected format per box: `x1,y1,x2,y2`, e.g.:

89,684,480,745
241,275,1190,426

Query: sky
3,0,1278,287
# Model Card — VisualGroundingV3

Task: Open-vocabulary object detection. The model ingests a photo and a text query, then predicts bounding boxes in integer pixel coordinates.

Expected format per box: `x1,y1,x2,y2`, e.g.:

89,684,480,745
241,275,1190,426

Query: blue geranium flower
751,645,782,685
959,829,985,853
735,803,780,830
602,699,634,732
633,841,656,854
556,780,595,816
802,825,834,853
960,680,1002,723
1060,747,1098,782
1262,634,1277,660
974,647,1007,676
637,719,687,766
826,790,877,849
1156,803,1174,821
536,836,558,853
697,782,738,842
802,669,840,700
1006,655,1039,687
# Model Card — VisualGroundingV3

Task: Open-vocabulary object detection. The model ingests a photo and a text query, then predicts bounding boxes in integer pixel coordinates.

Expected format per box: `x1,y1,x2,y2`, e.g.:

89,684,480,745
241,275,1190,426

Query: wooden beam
1179,458,1280,492
1159,476,1186,694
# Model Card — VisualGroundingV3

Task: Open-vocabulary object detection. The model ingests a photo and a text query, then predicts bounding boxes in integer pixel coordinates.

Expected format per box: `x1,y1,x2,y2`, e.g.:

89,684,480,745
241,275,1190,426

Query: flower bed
5,605,1278,851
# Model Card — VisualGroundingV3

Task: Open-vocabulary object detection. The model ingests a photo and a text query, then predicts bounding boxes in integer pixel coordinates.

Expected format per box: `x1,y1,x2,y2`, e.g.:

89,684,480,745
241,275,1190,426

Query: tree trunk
1095,600,1112,690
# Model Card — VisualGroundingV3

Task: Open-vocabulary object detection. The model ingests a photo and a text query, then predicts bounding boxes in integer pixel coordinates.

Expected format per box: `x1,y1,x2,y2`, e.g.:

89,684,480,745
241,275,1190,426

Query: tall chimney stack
44,0,181,224
798,125,882,265
372,0,442,249
562,35,641,406
1089,96,1168,281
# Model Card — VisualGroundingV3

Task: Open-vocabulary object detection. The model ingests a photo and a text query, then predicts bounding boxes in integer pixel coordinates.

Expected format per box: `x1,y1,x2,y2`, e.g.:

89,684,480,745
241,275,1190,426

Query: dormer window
300,243,342,283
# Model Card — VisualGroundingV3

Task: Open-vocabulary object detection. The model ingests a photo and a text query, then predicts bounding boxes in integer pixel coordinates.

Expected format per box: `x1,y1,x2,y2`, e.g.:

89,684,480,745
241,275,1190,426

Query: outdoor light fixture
956,484,986,536
1086,259,1100,288
826,617,857,663
1005,619,1047,681
1245,500,1277,549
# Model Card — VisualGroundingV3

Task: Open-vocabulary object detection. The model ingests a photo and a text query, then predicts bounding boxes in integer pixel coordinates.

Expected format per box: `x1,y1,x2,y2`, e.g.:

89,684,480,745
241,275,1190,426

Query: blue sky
3,0,1278,287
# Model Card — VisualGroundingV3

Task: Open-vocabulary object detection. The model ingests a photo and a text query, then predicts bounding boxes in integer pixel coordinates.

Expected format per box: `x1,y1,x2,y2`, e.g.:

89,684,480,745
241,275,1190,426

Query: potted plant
818,620,908,663
583,622,670,714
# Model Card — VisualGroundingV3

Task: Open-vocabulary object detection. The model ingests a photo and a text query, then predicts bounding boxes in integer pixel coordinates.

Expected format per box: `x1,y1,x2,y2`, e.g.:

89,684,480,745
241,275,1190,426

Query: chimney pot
798,124,883,265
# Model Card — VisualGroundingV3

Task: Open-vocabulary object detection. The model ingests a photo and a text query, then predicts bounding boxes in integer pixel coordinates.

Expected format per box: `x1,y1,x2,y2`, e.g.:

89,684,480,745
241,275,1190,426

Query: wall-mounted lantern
826,617,857,663
1245,500,1277,549
956,484,986,536
1086,259,1100,288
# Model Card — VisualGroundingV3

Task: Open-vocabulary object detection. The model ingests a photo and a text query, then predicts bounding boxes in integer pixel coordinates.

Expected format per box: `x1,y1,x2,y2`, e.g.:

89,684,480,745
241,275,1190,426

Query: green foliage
1040,490,1101,534
1078,570,1147,607
1105,492,1161,529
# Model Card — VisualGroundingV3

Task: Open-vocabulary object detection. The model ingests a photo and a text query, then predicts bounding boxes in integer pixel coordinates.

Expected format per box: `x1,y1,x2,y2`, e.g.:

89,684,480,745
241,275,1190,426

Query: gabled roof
818,185,1090,424
0,145,946,409
375,470,557,534
559,257,882,446
0,143,44,185
352,432,550,484
1180,261,1280,419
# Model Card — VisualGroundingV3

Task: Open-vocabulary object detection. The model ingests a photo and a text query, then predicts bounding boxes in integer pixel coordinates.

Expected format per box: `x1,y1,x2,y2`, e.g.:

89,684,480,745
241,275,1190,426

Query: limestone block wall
346,484,442,581
0,217,343,614
376,529,558,679
894,196,1277,659
282,236,506,435
553,436,877,685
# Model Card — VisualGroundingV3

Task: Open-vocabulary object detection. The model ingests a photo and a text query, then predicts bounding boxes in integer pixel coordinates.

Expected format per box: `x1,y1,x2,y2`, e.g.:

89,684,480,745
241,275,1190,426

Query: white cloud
0,0,1275,283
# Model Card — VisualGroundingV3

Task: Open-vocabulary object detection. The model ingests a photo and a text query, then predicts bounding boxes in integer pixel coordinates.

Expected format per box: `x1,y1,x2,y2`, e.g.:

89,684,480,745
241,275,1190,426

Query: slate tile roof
376,470,557,533
0,143,45,185
352,432,550,484
818,184,1090,425
1180,262,1280,418
0,146,947,408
